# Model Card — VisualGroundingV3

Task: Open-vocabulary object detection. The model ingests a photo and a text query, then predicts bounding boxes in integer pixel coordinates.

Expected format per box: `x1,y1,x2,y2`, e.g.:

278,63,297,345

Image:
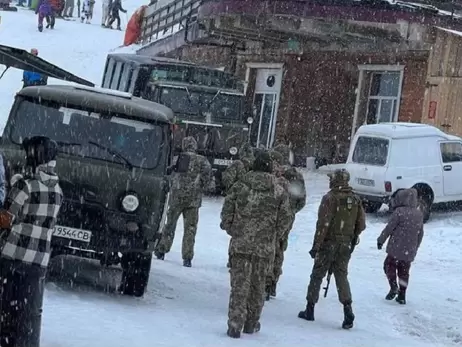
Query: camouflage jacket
170,137,212,208
222,144,254,192
311,186,366,251
220,171,292,258
271,145,307,214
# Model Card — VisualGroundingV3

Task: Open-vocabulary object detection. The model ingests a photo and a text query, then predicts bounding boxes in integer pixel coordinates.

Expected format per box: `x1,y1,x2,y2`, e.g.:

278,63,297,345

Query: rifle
323,237,360,298
77,0,81,18
323,265,333,298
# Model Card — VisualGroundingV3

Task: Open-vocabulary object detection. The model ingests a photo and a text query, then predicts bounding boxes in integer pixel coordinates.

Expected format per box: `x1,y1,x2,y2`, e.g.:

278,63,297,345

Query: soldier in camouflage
220,150,292,338
265,144,306,299
155,136,212,267
222,142,255,193
222,143,255,268
298,169,366,329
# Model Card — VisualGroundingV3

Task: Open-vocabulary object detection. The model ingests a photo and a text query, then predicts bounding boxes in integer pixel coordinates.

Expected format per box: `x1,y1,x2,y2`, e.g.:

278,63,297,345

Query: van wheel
363,201,382,213
417,195,431,224
119,252,152,297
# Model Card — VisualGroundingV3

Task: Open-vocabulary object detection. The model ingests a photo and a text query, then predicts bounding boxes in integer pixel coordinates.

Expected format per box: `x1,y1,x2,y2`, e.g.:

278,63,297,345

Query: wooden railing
140,0,202,46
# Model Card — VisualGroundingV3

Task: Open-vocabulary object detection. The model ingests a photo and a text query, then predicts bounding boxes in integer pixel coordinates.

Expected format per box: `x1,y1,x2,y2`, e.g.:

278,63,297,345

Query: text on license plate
213,158,233,166
357,178,375,187
53,225,92,242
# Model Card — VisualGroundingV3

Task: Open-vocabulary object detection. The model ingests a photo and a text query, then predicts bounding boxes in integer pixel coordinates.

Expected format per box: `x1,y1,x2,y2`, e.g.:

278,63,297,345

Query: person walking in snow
101,0,112,26
377,188,424,305
80,0,95,23
36,0,54,31
22,49,48,87
63,0,74,17
0,136,63,347
106,0,126,30
298,169,365,330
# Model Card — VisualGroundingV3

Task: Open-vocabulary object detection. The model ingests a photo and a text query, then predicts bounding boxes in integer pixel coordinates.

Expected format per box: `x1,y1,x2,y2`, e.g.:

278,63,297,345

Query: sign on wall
428,100,437,119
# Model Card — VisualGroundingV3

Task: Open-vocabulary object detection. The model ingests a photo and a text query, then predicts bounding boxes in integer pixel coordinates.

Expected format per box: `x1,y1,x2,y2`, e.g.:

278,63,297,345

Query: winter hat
253,150,273,173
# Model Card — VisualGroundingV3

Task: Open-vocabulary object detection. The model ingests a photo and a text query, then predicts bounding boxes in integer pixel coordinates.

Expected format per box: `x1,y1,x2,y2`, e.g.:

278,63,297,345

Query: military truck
1,85,174,297
100,53,253,193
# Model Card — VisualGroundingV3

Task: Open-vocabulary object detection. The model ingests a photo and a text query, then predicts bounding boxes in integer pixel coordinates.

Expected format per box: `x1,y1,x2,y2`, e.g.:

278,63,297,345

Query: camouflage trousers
228,254,268,331
266,236,289,286
306,243,352,305
156,203,199,261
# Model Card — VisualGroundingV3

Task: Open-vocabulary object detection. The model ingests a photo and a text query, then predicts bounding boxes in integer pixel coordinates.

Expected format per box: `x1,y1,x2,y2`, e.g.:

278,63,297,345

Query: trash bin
30,0,38,10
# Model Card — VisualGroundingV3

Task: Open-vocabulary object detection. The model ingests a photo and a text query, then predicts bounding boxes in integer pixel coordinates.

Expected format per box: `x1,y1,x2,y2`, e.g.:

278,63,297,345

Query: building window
366,71,401,124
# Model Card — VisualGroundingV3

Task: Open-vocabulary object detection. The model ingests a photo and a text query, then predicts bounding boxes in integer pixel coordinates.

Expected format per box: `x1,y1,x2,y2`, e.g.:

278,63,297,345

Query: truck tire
363,201,382,213
119,252,152,297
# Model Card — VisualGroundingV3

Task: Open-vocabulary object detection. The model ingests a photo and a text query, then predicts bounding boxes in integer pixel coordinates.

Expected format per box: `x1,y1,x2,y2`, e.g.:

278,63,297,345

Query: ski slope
1,5,462,347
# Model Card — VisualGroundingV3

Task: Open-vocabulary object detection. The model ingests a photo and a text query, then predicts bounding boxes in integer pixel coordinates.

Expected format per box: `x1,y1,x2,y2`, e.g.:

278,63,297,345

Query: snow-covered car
346,122,462,223
1,85,174,297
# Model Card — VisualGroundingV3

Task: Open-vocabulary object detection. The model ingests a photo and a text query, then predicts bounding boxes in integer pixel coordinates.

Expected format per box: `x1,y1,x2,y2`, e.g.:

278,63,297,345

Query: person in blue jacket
22,48,48,88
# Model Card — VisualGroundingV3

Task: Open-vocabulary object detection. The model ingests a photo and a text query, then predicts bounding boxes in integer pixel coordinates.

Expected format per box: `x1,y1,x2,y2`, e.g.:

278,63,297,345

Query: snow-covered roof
435,26,462,37
356,122,461,140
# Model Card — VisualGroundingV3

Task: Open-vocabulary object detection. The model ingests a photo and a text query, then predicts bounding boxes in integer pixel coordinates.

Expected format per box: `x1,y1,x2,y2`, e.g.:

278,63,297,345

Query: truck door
439,141,462,196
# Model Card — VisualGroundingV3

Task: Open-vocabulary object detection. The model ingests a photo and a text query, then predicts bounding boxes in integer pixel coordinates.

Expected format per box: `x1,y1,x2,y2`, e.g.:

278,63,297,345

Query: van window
440,142,462,163
352,136,389,166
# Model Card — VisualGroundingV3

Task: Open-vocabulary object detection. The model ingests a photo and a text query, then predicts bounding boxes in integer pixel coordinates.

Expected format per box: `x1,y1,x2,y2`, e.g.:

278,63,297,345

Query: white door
439,141,462,196
250,93,277,148
249,68,282,148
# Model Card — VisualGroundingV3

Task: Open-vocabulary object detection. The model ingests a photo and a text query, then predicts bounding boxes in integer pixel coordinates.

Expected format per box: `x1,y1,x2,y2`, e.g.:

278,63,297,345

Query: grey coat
377,188,424,262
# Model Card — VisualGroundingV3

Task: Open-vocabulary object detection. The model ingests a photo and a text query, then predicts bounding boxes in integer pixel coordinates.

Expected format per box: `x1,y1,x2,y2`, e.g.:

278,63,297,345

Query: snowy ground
1,5,462,347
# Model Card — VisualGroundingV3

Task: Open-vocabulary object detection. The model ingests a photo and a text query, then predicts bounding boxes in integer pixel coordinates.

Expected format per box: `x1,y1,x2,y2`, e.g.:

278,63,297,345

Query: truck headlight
122,194,139,212
229,147,238,155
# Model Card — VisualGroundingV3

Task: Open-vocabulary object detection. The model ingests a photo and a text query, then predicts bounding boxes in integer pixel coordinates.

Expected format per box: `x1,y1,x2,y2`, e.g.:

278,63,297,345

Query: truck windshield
158,86,243,123
10,100,164,169
352,136,389,166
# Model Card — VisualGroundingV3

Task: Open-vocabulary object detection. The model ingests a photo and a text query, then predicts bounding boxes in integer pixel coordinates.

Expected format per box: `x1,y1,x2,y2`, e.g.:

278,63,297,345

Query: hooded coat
170,137,212,208
0,162,63,268
221,170,292,258
377,188,424,262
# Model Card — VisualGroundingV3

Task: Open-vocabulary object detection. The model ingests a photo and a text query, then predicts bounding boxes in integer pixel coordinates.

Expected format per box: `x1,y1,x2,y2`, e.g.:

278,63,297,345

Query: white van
345,122,462,222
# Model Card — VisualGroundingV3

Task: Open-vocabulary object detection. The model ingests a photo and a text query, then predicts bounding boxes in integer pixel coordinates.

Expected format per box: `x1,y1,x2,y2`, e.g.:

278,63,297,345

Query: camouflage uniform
222,143,255,268
266,144,306,298
298,169,366,329
155,137,212,267
220,151,292,338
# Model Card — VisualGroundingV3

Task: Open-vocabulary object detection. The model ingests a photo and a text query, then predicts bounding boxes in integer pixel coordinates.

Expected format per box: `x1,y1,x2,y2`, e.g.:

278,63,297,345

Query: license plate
213,158,233,166
357,178,375,187
53,225,92,242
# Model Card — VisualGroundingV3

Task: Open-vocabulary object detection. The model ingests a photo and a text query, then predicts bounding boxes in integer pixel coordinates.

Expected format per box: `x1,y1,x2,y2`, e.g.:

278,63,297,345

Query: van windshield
10,100,165,169
352,136,389,166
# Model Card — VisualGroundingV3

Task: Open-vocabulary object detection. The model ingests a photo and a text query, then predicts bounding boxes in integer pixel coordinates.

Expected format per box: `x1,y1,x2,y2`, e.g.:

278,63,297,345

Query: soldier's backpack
174,152,191,173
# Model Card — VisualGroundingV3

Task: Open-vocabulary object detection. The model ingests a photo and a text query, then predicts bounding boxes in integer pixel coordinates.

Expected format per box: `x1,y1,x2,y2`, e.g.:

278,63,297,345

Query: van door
347,135,390,195
439,141,462,196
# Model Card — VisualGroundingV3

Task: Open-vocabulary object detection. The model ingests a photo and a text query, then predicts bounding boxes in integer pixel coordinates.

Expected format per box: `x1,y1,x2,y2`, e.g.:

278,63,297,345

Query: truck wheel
119,252,152,297
363,201,382,213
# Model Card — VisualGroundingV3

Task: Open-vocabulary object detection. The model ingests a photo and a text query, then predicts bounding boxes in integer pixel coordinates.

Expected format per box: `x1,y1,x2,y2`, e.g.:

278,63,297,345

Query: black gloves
377,241,383,250
309,249,317,259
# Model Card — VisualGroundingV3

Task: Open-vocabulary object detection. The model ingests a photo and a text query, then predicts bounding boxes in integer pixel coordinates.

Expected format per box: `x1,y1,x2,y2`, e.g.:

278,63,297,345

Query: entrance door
250,93,277,148
248,67,282,148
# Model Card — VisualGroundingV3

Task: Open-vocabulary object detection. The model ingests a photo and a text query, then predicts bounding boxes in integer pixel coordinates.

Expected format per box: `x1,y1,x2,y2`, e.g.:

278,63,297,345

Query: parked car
345,122,462,223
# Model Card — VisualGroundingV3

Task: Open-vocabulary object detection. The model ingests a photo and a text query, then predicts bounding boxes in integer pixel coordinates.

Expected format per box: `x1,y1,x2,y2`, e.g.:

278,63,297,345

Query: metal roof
17,85,174,124
356,122,461,140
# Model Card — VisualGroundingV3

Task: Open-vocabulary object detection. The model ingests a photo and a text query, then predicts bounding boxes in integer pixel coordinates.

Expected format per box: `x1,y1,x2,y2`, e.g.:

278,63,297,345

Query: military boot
265,283,271,301
227,327,241,338
396,291,406,305
243,321,260,334
183,259,192,267
298,302,315,321
342,304,355,329
269,280,277,297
